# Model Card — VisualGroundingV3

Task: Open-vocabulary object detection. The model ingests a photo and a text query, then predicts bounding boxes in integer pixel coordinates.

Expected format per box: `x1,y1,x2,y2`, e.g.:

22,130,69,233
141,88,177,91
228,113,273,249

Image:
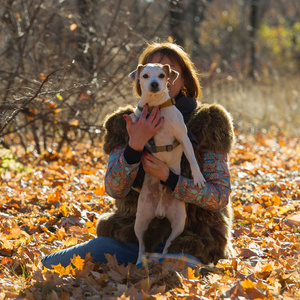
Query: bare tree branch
0,66,70,135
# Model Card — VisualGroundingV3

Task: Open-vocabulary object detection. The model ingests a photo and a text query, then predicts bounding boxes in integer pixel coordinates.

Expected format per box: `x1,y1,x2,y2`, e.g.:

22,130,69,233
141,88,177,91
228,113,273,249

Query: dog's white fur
129,63,206,264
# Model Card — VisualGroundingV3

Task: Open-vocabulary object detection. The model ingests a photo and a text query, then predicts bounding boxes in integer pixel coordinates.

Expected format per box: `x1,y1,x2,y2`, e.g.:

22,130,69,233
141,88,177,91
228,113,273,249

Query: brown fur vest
96,103,235,265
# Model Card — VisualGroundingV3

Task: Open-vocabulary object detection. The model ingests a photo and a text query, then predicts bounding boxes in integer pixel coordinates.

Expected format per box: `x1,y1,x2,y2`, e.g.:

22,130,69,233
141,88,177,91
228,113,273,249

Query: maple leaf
94,184,105,196
1,128,300,299
70,254,85,270
241,278,257,289
52,263,74,276
47,190,61,203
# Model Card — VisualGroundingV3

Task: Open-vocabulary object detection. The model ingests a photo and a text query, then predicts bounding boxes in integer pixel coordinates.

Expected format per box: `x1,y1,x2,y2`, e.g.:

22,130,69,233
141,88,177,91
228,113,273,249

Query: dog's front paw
192,167,206,188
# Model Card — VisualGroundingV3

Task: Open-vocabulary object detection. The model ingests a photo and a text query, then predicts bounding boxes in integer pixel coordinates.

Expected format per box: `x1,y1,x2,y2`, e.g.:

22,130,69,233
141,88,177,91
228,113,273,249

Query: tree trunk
169,1,184,46
190,0,213,58
249,0,260,78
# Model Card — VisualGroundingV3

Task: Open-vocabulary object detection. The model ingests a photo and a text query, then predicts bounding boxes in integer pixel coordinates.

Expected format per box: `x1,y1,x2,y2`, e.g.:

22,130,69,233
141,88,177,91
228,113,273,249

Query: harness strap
147,138,180,153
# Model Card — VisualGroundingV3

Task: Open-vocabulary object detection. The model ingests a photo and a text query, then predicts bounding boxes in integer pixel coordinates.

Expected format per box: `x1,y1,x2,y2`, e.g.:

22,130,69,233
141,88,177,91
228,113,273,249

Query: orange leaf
48,190,61,202
70,24,77,31
69,119,79,126
187,267,198,279
54,108,61,115
271,194,281,205
1,257,13,265
29,108,38,115
71,254,85,270
82,169,96,175
48,103,57,109
94,185,105,196
241,278,256,289
38,72,46,81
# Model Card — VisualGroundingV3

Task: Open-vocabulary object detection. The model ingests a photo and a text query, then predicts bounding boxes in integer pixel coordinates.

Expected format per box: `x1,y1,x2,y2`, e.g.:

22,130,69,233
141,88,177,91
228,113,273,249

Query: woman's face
149,53,185,98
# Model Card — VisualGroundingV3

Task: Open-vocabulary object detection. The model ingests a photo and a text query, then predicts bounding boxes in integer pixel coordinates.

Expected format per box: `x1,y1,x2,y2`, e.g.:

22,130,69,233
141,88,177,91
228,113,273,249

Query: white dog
128,63,206,264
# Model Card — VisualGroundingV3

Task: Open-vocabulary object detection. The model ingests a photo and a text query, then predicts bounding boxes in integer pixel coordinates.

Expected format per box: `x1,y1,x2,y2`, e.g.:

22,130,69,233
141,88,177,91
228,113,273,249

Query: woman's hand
123,105,164,151
142,152,170,182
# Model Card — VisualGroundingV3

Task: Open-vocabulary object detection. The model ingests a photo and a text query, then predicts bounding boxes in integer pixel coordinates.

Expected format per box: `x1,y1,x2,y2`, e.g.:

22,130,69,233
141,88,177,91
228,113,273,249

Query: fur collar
102,102,234,155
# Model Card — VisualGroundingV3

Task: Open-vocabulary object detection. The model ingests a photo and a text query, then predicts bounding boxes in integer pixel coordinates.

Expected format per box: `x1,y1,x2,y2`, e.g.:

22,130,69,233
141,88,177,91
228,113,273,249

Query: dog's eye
142,74,149,79
159,73,165,79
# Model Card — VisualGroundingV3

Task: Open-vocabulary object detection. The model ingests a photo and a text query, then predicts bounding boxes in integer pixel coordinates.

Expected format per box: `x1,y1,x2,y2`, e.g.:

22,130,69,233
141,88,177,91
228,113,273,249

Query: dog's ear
162,64,179,85
129,64,144,82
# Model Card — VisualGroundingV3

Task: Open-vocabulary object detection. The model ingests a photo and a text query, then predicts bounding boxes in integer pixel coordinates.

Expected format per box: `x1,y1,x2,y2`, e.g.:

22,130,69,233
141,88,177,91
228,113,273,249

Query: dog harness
147,138,180,153
138,98,180,153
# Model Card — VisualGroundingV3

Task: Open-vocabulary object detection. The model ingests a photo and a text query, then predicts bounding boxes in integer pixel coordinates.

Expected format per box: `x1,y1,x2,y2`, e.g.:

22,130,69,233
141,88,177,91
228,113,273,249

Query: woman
42,42,234,269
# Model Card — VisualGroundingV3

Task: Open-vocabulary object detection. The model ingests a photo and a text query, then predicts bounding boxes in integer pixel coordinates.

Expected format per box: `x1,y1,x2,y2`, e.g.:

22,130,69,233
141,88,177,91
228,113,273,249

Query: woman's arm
173,152,231,211
142,152,231,212
105,145,142,199
105,105,164,199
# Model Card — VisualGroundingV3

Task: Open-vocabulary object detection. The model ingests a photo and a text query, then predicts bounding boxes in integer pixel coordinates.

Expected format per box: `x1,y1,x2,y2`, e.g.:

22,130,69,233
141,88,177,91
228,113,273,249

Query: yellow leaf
52,263,74,276
59,204,68,217
241,278,256,289
56,93,63,101
260,263,273,273
70,24,77,31
85,221,94,228
187,267,198,279
88,226,96,235
71,254,85,270
271,194,281,205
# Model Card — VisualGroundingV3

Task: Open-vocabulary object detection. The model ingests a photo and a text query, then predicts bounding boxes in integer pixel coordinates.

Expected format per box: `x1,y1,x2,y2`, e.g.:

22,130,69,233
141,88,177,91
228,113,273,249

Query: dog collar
138,98,176,113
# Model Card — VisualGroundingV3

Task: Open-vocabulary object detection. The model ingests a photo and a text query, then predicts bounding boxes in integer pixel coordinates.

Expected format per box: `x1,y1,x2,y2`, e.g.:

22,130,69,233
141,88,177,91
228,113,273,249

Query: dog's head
129,63,179,97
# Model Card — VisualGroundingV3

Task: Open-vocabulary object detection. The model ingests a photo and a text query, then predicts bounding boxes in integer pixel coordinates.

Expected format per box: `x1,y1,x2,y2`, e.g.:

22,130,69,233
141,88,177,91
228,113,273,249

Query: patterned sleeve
104,146,141,199
173,152,231,212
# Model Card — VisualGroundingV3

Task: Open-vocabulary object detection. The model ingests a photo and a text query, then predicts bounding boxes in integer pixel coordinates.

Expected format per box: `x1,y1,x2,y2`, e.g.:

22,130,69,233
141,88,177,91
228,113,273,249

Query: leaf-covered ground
0,127,299,299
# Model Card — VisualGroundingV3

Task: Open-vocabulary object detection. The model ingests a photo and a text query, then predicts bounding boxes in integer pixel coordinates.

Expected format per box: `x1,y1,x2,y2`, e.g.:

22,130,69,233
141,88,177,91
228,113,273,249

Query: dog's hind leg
162,201,186,254
135,177,159,264
135,208,156,264
135,205,154,264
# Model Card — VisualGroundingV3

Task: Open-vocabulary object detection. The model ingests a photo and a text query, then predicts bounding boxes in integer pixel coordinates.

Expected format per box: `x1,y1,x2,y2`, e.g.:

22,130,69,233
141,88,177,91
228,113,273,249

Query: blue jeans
41,236,201,269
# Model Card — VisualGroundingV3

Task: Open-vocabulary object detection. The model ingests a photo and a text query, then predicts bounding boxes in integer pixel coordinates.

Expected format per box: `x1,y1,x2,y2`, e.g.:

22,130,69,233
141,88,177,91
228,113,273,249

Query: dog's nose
150,81,159,89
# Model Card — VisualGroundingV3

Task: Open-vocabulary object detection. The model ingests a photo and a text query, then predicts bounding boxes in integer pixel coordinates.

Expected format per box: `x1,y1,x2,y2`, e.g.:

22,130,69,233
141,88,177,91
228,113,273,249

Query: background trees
0,0,299,153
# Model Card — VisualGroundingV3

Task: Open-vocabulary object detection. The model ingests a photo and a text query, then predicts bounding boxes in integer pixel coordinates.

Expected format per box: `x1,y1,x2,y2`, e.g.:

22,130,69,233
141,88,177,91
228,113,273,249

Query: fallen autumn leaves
0,127,299,299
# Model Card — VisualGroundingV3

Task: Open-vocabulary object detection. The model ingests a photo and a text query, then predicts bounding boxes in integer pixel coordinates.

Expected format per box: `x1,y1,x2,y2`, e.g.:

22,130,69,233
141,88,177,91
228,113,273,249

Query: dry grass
202,75,300,136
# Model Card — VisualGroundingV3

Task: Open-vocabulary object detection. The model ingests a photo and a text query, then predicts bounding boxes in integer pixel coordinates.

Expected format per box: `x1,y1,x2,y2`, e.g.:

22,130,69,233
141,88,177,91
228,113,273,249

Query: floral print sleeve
105,146,141,199
173,152,231,212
